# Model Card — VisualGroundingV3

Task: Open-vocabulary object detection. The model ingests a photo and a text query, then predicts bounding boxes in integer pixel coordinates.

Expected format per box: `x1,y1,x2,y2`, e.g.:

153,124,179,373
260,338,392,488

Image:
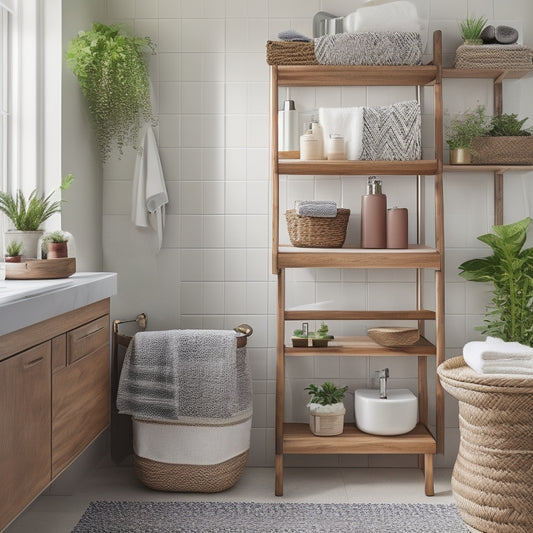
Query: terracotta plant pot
5,255,22,263
47,242,68,259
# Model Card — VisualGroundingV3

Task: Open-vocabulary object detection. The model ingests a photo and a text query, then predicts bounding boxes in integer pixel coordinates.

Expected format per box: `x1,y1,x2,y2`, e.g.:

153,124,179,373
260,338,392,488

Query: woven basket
471,136,533,165
266,40,318,65
134,451,248,493
438,356,533,533
367,327,420,347
308,408,345,436
454,44,533,70
286,208,350,248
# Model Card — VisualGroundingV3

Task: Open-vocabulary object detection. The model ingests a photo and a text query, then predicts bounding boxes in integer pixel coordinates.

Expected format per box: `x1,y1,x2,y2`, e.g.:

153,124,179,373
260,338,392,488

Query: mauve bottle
361,177,387,248
387,207,408,249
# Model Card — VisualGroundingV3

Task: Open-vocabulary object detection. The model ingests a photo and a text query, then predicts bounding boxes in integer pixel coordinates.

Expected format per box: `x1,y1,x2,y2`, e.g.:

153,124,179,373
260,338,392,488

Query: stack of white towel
463,336,533,375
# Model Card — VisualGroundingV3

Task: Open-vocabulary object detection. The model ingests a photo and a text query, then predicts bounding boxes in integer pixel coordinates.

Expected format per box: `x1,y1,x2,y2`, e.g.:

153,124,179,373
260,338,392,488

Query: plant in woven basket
460,16,487,44
305,382,348,406
446,105,491,151
458,217,533,347
66,23,155,161
488,113,533,137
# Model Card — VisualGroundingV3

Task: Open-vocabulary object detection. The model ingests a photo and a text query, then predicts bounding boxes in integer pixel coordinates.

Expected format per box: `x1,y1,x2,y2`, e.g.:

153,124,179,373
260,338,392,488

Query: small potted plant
0,174,74,258
5,240,23,263
305,381,348,436
446,106,490,164
458,217,533,346
460,16,487,45
292,321,334,347
42,231,70,259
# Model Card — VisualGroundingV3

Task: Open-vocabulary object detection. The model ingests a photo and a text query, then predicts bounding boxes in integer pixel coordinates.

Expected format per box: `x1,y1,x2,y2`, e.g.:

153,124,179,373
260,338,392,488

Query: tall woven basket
438,356,533,533
471,137,533,165
286,208,350,248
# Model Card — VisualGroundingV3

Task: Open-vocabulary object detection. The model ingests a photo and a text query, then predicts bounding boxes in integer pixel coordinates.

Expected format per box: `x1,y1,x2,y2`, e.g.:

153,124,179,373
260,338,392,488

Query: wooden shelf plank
278,159,437,176
444,164,533,173
285,335,436,357
285,310,436,321
277,245,441,269
276,65,438,87
283,423,436,454
443,68,532,81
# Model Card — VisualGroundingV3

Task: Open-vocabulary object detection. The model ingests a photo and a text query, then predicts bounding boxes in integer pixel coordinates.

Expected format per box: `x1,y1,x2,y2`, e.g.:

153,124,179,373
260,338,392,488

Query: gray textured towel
117,330,252,424
314,32,422,66
295,200,338,217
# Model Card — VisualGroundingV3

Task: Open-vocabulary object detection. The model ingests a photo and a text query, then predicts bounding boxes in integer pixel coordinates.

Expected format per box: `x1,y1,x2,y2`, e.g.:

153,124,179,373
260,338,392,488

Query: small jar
387,207,408,249
327,133,346,160
300,128,322,160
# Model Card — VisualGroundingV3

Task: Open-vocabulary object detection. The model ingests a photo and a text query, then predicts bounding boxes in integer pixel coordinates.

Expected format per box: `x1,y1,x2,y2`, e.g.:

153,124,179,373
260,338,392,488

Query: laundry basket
116,324,253,493
438,356,533,533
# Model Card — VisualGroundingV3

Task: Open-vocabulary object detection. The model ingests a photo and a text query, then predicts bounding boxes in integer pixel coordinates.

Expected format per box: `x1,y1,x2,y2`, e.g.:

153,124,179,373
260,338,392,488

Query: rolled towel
295,200,337,218
318,107,364,160
463,336,533,375
344,1,420,34
278,29,312,42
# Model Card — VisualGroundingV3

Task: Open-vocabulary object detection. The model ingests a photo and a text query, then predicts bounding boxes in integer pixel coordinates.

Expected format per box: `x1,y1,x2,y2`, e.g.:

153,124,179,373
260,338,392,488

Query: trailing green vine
458,218,533,346
66,23,155,161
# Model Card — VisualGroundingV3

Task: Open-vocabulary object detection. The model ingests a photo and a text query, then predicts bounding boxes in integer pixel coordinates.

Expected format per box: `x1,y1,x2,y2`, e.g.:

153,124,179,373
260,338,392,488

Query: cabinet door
0,342,51,529
52,317,110,478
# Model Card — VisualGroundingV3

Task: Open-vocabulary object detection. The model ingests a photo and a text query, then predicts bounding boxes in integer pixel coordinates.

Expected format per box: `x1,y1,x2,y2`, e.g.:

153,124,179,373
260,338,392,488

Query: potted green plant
446,105,490,164
66,23,154,161
471,112,533,164
305,381,348,436
292,321,334,347
42,231,69,259
460,16,487,45
0,174,74,259
458,217,533,346
4,240,23,263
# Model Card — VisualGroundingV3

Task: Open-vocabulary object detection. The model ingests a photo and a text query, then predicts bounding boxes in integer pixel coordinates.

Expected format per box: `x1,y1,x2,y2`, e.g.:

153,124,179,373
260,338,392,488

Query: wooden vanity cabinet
0,342,51,529
0,299,110,531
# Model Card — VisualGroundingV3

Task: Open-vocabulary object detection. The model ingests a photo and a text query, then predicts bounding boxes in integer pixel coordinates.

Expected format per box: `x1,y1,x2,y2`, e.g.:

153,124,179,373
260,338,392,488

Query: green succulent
489,113,532,137
66,23,155,161
305,382,348,406
6,240,23,257
460,16,487,41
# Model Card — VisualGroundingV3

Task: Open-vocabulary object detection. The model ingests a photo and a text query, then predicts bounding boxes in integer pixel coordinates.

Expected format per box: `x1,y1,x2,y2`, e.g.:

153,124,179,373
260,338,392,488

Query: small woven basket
286,208,350,248
367,327,420,347
471,136,533,165
438,356,533,533
308,408,345,436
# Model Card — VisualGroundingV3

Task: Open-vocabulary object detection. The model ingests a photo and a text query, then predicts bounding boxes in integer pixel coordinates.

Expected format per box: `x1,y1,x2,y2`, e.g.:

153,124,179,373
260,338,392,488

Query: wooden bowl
367,327,420,347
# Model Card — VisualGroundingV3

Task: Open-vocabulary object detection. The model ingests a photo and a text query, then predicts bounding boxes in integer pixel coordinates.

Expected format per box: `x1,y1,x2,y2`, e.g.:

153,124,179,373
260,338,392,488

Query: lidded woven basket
286,208,350,248
438,356,533,533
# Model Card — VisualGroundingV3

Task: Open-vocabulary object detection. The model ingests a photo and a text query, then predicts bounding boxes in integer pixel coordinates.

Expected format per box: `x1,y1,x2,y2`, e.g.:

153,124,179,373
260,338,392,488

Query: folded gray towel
278,29,312,42
295,200,337,217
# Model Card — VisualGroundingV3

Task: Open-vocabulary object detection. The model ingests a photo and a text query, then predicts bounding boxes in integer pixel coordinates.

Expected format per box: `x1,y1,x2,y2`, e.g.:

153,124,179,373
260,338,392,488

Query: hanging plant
66,23,155,161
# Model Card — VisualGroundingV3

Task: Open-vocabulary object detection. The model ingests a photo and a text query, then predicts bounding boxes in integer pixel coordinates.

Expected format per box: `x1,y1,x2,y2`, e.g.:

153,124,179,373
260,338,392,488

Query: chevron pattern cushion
360,100,421,160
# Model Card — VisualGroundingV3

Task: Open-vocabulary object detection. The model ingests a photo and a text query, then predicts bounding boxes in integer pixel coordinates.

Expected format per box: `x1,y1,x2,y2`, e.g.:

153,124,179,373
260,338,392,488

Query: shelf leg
275,453,284,496
424,453,434,496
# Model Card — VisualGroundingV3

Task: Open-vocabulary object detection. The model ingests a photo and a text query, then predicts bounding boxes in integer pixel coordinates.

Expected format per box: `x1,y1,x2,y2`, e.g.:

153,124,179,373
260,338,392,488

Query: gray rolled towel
295,200,338,217
278,30,312,42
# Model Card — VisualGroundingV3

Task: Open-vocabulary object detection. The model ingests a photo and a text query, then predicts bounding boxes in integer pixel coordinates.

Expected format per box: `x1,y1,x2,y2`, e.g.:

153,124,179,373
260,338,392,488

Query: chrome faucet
377,368,389,399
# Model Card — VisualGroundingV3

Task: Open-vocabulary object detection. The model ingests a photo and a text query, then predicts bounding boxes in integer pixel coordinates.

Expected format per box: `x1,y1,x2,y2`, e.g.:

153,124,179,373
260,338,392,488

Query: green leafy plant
5,240,23,257
446,106,491,150
0,174,74,231
488,113,533,137
305,382,348,406
293,322,334,339
458,218,533,346
66,23,155,161
42,231,69,244
460,16,487,42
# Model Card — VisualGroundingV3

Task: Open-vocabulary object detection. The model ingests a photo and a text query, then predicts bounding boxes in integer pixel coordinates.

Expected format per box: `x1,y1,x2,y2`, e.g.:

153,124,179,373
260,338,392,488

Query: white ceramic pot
4,230,44,260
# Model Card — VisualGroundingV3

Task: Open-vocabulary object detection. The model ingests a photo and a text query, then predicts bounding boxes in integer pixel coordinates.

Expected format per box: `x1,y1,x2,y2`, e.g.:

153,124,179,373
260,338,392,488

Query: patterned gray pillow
360,100,421,161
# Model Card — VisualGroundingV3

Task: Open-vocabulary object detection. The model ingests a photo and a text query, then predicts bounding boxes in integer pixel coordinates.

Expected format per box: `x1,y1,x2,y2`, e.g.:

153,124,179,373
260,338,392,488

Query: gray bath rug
73,501,468,532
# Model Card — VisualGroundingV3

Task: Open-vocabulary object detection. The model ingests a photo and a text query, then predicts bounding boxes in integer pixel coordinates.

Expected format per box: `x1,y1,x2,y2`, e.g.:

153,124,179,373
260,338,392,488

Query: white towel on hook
132,123,168,252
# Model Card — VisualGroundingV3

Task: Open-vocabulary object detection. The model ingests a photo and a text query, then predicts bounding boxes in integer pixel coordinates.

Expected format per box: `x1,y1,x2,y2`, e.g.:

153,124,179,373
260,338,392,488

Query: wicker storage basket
471,136,533,165
266,40,318,65
286,208,350,248
308,405,346,436
367,327,420,347
438,356,533,533
454,44,533,71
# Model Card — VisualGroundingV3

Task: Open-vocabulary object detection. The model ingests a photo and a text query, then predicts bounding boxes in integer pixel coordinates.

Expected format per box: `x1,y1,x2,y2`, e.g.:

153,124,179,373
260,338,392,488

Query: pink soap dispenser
361,176,387,249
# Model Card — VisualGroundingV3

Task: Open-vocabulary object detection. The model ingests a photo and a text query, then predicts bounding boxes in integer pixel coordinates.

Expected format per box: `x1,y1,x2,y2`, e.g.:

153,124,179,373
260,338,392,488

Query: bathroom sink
354,388,418,436
0,279,74,305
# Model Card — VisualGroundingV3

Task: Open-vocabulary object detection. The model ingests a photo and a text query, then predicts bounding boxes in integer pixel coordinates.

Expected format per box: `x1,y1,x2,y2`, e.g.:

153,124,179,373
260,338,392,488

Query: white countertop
0,272,117,337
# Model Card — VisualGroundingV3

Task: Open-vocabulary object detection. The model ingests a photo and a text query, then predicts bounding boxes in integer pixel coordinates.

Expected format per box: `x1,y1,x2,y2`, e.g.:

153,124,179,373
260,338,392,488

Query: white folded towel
295,200,338,218
344,1,420,34
463,336,533,375
132,123,169,252
318,107,363,160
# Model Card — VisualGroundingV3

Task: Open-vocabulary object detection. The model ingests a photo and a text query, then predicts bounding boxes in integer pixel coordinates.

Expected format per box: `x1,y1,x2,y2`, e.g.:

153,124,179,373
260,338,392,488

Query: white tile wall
103,0,533,469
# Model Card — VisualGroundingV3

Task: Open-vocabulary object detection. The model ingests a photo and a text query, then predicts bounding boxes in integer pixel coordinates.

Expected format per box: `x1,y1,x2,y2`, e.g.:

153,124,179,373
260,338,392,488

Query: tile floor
6,465,468,533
